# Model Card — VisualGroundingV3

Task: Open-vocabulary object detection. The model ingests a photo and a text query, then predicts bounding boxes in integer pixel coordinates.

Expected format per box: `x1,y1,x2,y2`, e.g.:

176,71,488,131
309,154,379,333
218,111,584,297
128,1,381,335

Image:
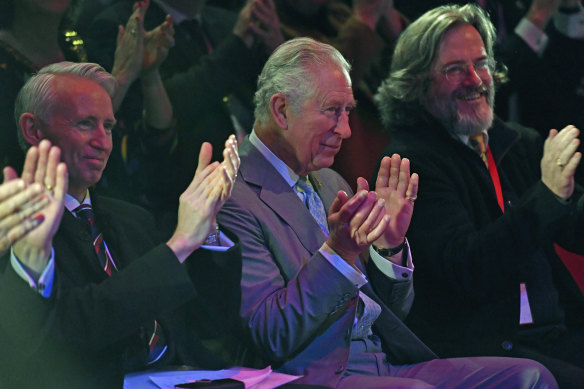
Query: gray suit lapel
239,138,327,254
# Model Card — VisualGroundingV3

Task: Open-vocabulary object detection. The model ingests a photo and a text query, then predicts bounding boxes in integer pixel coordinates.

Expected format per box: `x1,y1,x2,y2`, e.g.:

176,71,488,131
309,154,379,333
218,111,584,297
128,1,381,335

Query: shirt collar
64,190,91,212
453,130,489,150
249,129,300,188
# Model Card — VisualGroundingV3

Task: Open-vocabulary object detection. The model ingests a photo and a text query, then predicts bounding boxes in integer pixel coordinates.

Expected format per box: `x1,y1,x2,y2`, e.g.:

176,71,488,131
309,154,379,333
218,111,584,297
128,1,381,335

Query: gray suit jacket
218,137,436,387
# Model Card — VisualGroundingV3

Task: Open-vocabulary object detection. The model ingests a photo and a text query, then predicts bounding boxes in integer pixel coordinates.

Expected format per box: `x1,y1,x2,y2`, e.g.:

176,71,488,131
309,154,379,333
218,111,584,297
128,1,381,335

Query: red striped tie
74,204,166,364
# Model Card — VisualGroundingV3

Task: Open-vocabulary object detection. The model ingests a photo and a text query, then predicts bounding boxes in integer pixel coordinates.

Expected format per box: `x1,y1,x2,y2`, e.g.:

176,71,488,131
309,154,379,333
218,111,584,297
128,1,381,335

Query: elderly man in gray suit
217,37,557,389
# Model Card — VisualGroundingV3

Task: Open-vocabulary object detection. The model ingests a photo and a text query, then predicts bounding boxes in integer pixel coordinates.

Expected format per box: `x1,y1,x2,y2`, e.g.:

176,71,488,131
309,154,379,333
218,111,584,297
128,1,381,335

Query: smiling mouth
457,87,488,102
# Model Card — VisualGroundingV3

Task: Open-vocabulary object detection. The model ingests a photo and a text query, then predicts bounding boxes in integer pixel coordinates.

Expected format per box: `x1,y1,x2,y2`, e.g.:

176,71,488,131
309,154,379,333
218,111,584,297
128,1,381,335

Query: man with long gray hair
376,3,584,387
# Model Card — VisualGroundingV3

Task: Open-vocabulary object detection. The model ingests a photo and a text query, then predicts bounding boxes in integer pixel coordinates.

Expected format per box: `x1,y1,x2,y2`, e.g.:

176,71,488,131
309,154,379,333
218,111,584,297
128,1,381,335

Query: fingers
0,181,44,218
2,167,18,183
356,177,369,192
0,179,27,202
195,142,214,175
406,173,419,202
554,125,580,167
34,140,51,185
53,162,68,203
221,135,239,181
328,190,350,216
334,190,368,224
21,144,40,185
0,214,45,254
352,196,387,245
43,146,61,192
375,156,391,189
387,154,401,190
396,157,411,197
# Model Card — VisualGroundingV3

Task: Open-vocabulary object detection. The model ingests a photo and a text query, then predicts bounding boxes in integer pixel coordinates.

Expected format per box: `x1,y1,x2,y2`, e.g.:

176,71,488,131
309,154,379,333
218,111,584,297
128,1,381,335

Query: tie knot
74,204,94,222
469,133,486,154
469,133,488,167
295,176,314,193
74,204,97,236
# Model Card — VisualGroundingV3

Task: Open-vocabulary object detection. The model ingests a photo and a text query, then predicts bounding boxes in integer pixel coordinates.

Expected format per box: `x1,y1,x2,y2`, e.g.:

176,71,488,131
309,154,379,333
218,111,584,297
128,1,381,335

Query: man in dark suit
375,4,584,387
217,37,557,388
0,61,241,389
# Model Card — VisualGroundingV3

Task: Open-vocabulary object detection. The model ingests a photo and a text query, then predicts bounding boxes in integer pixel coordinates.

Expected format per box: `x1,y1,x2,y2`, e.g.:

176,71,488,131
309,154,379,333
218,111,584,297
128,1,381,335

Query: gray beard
428,84,495,137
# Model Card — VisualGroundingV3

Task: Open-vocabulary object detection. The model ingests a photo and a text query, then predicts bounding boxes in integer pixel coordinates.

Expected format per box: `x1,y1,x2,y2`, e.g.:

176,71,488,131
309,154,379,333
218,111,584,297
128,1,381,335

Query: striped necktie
74,204,117,275
73,204,167,365
295,176,329,237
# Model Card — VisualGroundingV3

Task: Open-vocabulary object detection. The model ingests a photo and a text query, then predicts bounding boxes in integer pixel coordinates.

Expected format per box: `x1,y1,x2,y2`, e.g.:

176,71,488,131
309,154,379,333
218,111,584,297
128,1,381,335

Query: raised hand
248,0,284,53
143,13,175,73
353,0,390,30
13,140,68,274
110,0,149,110
373,154,418,251
220,135,240,200
541,125,581,199
327,184,389,266
167,135,239,263
0,171,49,256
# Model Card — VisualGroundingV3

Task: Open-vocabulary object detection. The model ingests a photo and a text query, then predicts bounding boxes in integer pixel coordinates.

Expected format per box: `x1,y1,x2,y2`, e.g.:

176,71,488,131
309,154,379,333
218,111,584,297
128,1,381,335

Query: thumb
3,167,18,183
195,142,213,175
356,177,369,192
117,25,124,45
328,190,349,216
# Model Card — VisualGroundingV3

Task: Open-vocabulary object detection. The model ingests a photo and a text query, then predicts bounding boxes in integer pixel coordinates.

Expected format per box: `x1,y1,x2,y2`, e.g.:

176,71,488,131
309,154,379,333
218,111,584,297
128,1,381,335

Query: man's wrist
203,224,221,246
373,238,406,258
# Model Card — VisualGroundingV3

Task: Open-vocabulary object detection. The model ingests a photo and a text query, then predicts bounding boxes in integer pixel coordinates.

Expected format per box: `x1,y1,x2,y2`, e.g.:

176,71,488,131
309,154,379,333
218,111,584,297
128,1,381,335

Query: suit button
335,364,344,374
501,340,513,351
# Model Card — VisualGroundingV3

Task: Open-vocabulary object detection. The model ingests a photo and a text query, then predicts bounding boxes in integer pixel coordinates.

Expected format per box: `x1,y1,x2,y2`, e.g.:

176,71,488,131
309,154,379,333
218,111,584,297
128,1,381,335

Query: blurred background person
0,0,177,215
86,0,283,233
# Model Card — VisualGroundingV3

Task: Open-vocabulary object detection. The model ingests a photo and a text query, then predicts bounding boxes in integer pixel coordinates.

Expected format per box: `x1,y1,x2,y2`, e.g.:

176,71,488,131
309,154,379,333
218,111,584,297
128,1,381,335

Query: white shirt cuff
554,4,584,39
10,247,55,298
368,240,413,281
515,17,549,56
319,243,368,288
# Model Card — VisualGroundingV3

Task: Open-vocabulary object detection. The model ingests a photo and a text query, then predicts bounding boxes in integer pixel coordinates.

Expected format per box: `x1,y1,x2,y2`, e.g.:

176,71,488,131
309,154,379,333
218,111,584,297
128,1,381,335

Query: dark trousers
511,325,584,388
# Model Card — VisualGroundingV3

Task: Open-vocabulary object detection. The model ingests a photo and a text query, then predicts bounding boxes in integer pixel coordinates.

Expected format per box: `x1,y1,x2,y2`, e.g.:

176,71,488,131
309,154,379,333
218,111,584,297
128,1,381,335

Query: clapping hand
0,172,49,256
373,154,418,262
327,178,389,265
143,13,175,73
12,140,68,274
541,125,581,199
167,135,239,263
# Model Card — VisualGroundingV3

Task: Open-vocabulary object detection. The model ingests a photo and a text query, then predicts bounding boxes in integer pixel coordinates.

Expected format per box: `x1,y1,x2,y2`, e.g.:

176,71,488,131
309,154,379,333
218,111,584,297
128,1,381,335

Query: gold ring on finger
556,158,564,168
45,184,53,191
406,195,417,203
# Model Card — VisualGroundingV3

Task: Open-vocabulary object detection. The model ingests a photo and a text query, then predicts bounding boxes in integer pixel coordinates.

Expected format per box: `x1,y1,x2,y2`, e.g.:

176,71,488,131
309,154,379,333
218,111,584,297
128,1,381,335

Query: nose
335,110,352,139
463,65,484,86
89,124,112,151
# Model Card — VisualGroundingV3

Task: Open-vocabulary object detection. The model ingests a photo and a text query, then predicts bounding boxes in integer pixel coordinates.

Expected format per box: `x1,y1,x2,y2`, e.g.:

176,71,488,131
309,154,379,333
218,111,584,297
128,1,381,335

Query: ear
269,93,289,130
19,113,44,146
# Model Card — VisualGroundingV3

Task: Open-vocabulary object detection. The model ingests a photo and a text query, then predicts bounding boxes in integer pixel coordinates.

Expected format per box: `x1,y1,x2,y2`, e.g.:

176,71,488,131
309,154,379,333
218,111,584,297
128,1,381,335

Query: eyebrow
441,55,489,67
